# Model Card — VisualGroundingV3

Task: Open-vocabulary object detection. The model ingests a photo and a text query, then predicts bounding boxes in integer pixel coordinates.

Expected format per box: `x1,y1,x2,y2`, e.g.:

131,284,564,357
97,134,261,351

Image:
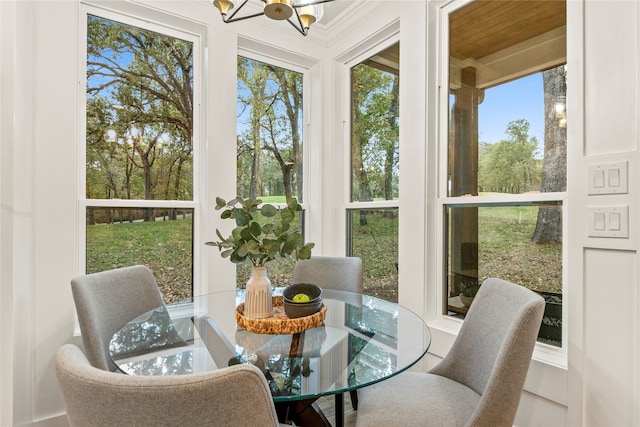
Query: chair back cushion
430,278,545,426
292,256,363,293
71,265,165,371
56,344,280,427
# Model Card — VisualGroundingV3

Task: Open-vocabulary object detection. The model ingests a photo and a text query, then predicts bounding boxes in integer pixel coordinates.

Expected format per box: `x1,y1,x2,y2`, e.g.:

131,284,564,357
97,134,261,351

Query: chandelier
211,0,333,36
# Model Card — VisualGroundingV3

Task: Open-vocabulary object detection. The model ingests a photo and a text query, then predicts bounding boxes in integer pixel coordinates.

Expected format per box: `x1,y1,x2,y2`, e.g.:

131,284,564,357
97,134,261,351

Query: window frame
435,0,568,362
231,42,318,287
77,4,207,308
342,35,401,301
235,47,312,209
343,35,400,213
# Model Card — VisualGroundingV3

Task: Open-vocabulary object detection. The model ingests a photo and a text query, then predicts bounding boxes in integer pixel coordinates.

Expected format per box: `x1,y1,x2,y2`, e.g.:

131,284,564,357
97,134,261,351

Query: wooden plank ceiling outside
450,0,566,62
363,43,399,75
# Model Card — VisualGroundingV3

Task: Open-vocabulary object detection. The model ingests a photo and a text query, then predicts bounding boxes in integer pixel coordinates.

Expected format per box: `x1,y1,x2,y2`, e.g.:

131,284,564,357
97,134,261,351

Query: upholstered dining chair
56,344,282,427
71,265,166,372
293,255,363,412
292,256,363,294
355,277,545,427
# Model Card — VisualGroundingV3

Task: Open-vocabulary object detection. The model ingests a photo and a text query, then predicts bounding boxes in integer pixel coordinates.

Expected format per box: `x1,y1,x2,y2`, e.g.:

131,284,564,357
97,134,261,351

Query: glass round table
109,289,430,426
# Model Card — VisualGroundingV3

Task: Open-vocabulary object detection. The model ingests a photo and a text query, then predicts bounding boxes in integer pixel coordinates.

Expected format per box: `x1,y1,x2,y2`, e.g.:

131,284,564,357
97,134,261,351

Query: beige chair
356,278,545,427
71,265,166,371
56,344,281,427
292,256,363,293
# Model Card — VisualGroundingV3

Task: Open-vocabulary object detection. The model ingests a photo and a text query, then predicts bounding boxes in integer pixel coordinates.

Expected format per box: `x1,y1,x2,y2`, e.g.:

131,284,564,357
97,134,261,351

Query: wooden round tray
235,295,326,335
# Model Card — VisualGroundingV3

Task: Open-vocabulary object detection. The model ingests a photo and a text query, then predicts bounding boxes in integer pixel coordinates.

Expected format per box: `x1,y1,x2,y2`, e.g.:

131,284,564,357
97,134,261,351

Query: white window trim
75,4,208,334
237,40,319,231
342,32,400,211
434,0,568,367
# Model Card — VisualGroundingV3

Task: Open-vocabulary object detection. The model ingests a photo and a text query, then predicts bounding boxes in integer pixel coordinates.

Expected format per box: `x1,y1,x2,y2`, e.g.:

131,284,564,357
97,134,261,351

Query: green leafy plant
206,196,314,267
458,278,482,298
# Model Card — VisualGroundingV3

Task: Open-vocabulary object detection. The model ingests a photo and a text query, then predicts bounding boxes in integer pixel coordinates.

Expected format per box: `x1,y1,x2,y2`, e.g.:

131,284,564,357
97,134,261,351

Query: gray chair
71,265,165,372
293,255,363,413
55,344,281,427
292,256,363,293
355,278,545,427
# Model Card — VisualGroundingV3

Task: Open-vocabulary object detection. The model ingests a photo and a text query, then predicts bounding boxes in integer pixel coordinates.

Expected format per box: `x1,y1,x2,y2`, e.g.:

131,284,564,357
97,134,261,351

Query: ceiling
449,0,566,62
319,0,565,80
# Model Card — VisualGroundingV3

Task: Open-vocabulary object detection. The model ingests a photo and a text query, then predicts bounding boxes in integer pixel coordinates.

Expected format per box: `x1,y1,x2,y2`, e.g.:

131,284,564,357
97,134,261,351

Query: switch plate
588,206,629,238
588,161,628,195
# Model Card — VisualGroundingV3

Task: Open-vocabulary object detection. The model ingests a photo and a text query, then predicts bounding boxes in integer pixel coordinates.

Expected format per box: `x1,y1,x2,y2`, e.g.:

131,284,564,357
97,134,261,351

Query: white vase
244,266,273,318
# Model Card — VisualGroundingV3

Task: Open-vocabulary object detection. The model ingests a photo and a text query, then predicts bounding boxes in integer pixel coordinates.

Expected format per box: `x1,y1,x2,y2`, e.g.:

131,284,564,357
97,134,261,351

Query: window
348,42,400,302
235,56,306,288
84,13,198,303
443,1,566,347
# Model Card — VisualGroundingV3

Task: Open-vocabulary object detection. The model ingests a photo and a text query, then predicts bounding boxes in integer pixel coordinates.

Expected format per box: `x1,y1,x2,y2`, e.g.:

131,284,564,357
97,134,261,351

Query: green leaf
215,197,226,208
280,208,294,223
246,239,261,254
221,210,232,219
262,223,275,236
237,244,249,257
235,210,249,226
249,221,262,237
230,251,247,264
240,227,254,242
220,248,234,258
288,200,302,213
297,243,314,260
261,204,277,217
286,232,303,246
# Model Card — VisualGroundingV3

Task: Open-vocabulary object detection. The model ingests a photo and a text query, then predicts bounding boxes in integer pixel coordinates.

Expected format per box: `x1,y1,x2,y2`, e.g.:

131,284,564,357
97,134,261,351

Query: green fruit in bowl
292,293,310,303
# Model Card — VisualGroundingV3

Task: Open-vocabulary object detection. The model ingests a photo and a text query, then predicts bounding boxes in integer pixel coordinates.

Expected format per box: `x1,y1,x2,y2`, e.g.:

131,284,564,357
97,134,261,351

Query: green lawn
477,206,562,293
87,218,193,303
86,206,562,304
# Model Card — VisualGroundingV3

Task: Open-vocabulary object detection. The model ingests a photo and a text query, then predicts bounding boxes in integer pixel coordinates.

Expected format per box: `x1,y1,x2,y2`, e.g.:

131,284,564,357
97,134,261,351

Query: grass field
86,205,562,304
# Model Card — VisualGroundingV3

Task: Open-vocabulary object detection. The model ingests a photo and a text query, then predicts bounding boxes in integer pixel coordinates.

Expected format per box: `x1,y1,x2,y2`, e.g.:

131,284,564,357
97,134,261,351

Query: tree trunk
250,118,262,200
351,72,372,203
532,66,566,244
384,75,399,200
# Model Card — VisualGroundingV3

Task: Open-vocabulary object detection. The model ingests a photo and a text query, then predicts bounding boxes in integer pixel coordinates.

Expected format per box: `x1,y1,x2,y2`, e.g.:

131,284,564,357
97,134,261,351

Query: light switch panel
588,161,628,195
588,206,629,238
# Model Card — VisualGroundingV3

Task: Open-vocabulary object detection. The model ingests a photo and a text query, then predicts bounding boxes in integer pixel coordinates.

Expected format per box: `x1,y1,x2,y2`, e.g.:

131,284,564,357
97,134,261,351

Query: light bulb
297,3,324,29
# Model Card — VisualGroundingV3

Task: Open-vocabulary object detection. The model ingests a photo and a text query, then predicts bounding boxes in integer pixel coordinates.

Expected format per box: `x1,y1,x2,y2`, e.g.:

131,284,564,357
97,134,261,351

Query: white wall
573,1,640,425
1,0,640,425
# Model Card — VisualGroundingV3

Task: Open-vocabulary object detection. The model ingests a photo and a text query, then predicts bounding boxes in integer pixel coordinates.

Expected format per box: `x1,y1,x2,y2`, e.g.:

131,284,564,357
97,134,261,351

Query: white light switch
608,168,620,187
594,212,605,230
588,206,629,238
588,161,628,195
594,170,605,188
610,212,621,230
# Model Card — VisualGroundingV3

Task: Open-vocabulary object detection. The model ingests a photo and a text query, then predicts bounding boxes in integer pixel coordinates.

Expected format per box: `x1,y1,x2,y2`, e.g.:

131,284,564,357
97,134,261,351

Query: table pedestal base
275,399,331,427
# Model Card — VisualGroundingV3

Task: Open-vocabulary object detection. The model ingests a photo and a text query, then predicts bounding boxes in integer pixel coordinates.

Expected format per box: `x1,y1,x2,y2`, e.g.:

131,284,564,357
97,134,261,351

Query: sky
478,73,544,146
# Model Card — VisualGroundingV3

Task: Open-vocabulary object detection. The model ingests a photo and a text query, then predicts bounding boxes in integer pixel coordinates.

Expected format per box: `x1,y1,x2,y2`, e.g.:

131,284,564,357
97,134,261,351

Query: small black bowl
283,283,323,318
283,283,322,303
283,298,323,318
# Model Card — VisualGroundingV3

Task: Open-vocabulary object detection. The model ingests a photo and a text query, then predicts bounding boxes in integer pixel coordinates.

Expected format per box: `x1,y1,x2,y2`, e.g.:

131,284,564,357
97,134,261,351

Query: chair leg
350,389,358,410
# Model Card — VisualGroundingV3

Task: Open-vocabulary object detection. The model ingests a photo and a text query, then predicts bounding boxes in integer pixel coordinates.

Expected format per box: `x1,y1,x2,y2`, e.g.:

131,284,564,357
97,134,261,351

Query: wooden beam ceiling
449,0,566,89
450,0,566,62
